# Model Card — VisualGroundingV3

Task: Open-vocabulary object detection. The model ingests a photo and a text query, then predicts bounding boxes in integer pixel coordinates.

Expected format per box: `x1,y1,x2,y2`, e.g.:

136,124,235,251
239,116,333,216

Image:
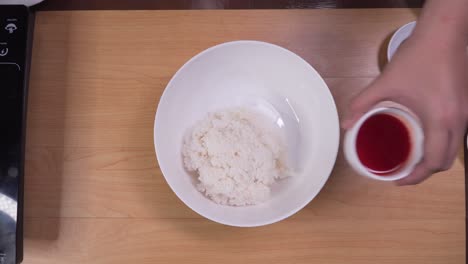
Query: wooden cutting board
24,9,465,264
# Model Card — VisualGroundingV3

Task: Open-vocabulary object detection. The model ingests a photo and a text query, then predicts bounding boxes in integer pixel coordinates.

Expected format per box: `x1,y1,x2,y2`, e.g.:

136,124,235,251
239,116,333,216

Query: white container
344,105,424,181
387,21,417,61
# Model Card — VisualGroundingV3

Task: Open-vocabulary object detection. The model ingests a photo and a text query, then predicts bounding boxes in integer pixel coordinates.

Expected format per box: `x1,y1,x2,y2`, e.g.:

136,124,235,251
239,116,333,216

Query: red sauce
356,113,411,175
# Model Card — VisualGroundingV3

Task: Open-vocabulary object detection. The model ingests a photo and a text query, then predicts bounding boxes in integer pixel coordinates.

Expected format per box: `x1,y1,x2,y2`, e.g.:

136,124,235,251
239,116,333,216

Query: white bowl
154,41,339,227
387,21,416,61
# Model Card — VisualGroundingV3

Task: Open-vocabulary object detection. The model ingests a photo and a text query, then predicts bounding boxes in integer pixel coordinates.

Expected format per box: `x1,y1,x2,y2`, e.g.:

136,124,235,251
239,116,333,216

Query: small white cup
387,21,417,61
344,106,424,181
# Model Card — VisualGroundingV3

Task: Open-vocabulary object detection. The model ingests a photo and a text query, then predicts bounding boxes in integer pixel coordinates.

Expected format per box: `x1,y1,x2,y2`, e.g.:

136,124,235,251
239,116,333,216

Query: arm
343,0,468,185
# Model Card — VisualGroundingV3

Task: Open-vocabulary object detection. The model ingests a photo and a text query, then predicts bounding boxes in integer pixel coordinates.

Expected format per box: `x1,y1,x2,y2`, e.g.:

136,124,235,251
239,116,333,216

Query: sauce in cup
356,113,410,175
344,104,424,181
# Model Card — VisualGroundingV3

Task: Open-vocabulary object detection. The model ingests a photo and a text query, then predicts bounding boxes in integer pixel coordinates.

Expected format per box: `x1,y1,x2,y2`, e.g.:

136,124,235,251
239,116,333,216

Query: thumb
342,84,387,129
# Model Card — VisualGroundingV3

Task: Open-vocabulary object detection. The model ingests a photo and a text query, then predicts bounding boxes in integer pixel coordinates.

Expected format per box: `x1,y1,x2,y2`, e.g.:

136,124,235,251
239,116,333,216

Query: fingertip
341,113,360,130
394,178,414,186
341,118,353,130
395,177,421,186
348,84,386,117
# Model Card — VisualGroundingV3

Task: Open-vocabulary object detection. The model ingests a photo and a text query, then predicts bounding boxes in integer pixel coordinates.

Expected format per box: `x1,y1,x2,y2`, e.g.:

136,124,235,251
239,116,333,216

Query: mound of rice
182,108,289,206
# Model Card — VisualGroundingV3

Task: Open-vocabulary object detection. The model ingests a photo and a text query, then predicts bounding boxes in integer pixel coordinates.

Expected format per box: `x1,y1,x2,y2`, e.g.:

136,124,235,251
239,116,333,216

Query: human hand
342,33,468,185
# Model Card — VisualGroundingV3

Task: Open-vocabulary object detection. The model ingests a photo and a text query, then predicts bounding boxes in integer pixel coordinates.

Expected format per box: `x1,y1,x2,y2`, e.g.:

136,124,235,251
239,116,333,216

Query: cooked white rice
182,107,289,206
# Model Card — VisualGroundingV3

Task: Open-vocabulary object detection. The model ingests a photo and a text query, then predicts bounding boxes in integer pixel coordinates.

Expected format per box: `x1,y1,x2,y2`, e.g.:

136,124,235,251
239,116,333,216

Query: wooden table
24,9,465,264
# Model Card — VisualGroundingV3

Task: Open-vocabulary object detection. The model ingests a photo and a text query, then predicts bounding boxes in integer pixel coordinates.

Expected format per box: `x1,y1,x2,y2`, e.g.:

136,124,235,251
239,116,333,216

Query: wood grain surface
24,9,465,264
